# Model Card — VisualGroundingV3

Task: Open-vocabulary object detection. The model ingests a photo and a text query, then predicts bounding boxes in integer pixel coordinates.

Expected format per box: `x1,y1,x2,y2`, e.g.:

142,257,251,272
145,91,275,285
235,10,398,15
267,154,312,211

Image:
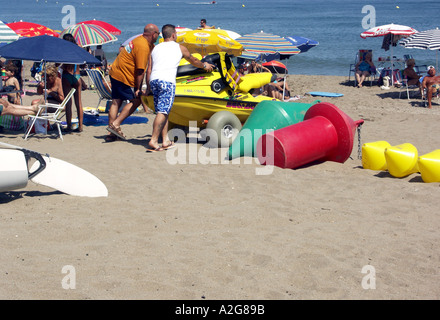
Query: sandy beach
1,62,439,300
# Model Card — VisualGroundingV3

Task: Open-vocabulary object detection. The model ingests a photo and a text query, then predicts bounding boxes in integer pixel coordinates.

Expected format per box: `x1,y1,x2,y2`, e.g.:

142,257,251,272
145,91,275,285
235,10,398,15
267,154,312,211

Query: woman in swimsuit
32,64,65,108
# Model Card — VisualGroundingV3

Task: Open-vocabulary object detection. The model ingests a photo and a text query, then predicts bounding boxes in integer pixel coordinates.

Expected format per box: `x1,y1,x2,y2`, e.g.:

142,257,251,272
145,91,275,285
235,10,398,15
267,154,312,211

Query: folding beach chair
85,68,112,111
23,88,76,141
399,70,421,100
348,49,377,87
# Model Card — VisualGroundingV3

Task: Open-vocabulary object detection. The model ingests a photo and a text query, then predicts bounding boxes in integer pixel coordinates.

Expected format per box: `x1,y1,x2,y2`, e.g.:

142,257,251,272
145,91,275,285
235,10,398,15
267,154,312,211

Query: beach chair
348,49,377,87
398,70,421,100
23,88,76,141
85,68,112,111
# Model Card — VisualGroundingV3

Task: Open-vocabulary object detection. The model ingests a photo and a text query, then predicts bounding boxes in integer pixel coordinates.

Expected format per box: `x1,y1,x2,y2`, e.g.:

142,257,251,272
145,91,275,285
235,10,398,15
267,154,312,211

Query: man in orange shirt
106,23,160,141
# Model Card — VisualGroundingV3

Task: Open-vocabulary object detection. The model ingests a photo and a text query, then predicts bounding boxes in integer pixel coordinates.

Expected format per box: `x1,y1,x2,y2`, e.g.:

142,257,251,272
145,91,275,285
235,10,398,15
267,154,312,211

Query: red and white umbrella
360,24,418,83
360,23,417,38
78,19,121,36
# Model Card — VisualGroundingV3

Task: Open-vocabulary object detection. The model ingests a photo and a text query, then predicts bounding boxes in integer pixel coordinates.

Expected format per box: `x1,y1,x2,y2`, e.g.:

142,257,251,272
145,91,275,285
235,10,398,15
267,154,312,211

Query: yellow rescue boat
142,52,278,146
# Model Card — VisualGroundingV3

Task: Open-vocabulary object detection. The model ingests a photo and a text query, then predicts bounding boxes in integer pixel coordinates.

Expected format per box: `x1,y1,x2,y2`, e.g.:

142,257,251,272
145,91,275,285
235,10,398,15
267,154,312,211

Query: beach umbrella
400,28,440,70
360,23,418,83
0,20,19,44
262,60,288,74
236,32,300,62
7,21,59,38
122,33,161,47
176,26,192,32
59,23,118,47
213,28,241,40
176,29,243,56
0,35,100,102
285,36,319,53
77,19,121,35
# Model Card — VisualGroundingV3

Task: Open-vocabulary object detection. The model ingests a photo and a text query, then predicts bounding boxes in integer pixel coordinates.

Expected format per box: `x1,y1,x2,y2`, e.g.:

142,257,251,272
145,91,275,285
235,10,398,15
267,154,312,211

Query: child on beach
3,62,21,104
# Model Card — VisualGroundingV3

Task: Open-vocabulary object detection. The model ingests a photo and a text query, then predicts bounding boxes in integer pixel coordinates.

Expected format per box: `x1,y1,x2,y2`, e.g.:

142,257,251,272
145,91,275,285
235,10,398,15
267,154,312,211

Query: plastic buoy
227,100,317,160
384,143,419,178
418,149,440,183
362,141,391,171
257,102,364,169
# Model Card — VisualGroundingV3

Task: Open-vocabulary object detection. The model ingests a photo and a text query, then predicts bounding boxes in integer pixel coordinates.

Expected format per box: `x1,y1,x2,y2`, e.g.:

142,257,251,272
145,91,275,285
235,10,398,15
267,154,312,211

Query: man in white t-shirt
147,24,215,151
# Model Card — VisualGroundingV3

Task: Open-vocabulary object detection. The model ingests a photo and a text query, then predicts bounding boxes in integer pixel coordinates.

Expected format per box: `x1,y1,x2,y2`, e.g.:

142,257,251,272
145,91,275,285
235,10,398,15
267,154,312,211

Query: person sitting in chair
421,66,440,109
93,45,108,74
355,52,376,88
403,58,421,87
31,64,64,107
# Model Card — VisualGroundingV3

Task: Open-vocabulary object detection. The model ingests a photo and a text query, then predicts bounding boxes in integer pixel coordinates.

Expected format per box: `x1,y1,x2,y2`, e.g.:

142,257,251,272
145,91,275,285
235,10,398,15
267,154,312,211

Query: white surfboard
29,155,108,197
0,142,108,197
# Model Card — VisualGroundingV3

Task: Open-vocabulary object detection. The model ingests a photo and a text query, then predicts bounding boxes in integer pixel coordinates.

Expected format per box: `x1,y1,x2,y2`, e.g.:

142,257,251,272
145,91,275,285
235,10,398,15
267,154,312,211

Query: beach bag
25,118,48,135
0,115,25,131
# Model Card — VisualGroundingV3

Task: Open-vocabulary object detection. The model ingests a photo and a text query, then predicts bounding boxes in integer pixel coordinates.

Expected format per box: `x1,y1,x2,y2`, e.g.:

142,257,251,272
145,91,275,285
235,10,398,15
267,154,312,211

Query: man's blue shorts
150,79,176,115
110,76,135,101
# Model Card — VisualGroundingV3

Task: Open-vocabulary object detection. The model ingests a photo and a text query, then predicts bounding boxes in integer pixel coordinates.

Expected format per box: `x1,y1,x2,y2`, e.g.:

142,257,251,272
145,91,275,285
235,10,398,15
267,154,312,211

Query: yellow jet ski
142,52,278,146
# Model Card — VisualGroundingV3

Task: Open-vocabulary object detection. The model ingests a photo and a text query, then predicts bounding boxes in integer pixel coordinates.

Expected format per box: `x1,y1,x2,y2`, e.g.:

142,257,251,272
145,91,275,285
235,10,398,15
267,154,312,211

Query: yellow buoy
361,141,391,171
384,143,419,178
418,149,440,183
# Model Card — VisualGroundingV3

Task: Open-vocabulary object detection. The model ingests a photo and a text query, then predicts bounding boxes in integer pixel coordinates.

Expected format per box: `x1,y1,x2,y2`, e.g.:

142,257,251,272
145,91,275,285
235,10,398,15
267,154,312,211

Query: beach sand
1,63,439,300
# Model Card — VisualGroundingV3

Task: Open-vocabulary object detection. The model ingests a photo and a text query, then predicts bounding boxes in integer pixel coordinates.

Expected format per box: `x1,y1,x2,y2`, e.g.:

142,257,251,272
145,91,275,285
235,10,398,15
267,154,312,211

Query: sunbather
0,98,38,117
421,66,440,109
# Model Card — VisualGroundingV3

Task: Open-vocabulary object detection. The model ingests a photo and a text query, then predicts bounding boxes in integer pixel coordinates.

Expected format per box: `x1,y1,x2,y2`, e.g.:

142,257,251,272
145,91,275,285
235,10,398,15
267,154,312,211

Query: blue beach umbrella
285,36,319,53
0,35,100,102
0,34,101,64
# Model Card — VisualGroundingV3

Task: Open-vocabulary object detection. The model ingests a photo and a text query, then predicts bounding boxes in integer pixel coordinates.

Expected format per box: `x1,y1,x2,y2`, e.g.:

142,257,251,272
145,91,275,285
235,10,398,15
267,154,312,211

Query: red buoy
257,102,364,169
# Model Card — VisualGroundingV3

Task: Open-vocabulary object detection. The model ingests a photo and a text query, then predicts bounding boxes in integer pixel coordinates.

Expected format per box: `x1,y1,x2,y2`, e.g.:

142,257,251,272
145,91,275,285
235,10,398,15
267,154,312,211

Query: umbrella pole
391,45,394,85
43,61,47,104
282,70,287,101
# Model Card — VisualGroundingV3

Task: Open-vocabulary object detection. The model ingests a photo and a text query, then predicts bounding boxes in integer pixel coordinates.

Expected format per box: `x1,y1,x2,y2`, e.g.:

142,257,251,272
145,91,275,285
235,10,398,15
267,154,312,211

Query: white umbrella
361,23,418,83
400,27,440,70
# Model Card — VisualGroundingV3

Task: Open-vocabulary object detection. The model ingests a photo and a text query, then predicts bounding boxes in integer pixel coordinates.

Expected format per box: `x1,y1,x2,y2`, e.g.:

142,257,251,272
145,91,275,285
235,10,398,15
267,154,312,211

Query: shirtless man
421,66,440,109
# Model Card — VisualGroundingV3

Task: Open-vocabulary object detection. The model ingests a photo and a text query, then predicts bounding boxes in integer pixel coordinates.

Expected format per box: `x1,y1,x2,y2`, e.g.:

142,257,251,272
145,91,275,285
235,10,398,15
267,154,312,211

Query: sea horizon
2,0,439,76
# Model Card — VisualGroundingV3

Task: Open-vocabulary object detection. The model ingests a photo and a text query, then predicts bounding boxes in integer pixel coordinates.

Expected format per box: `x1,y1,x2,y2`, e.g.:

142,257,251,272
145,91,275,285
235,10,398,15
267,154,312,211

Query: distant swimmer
197,19,215,30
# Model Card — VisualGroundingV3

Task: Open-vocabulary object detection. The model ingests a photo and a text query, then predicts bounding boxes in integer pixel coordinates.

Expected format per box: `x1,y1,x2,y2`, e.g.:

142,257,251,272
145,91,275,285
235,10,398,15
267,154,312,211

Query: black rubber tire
205,111,242,148
211,79,225,93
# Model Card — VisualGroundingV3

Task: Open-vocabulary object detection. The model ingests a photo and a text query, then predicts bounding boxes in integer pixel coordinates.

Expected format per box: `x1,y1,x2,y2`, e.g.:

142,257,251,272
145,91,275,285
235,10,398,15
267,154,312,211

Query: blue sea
2,0,439,75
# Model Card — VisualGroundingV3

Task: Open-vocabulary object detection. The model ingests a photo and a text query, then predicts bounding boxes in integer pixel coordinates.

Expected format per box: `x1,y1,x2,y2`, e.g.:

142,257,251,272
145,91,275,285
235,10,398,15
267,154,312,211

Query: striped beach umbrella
78,19,121,36
0,20,19,44
59,23,118,47
236,32,300,61
400,28,440,70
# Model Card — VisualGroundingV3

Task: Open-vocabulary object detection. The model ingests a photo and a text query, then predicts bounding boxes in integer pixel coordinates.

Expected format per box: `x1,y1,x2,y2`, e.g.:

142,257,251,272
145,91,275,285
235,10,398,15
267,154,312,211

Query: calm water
2,0,440,75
